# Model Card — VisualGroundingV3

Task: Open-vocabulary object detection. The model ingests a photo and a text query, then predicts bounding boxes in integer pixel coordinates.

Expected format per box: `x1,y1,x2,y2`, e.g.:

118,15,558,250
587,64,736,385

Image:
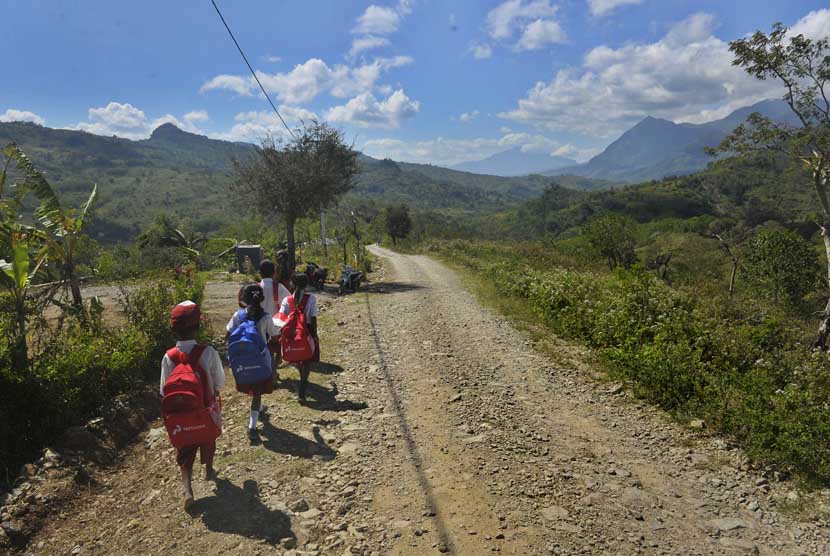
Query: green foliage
743,228,821,304
585,214,639,269
430,239,830,485
0,273,207,482
384,204,412,245
233,121,359,268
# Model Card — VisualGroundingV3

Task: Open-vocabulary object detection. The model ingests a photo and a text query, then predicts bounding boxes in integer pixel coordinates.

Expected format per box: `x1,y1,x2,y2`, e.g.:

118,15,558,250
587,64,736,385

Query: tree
585,214,638,269
743,228,820,304
384,204,412,246
4,144,96,308
709,23,830,345
233,121,359,270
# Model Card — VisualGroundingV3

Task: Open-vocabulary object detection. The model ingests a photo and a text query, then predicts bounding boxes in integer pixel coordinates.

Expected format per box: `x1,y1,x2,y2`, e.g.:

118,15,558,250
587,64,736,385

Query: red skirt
236,373,275,395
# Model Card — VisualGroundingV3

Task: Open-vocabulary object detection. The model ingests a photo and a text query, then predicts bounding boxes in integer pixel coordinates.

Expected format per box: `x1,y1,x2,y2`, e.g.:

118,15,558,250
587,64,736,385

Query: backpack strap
188,344,213,405
166,347,182,365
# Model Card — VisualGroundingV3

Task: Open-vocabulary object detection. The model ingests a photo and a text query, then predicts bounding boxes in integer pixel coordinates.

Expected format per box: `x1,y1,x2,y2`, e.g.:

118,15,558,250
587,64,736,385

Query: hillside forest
1,20,830,499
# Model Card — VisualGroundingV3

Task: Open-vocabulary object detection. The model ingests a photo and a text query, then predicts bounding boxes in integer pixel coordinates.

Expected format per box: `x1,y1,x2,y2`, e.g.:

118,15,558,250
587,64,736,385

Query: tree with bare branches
708,23,830,347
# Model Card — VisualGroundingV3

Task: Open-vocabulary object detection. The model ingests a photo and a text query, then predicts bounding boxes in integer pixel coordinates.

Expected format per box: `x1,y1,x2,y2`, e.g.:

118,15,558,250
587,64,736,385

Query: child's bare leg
248,392,262,441
203,442,216,481
181,467,194,509
298,364,311,401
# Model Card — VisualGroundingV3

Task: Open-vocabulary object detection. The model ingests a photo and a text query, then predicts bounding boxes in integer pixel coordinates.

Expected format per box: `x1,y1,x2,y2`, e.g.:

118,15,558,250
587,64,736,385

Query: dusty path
20,249,830,556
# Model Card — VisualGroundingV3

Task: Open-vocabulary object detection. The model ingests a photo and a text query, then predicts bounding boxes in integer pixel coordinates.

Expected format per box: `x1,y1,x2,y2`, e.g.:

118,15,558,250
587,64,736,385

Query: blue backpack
227,309,272,385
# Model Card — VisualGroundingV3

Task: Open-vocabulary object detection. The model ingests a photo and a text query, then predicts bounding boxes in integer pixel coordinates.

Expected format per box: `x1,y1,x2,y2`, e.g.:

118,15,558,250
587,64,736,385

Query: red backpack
161,346,221,448
280,294,316,362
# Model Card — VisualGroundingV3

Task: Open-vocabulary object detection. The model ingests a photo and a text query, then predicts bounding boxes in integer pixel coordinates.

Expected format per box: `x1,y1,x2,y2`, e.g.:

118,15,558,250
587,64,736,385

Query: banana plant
4,143,96,308
0,229,47,370
159,220,208,263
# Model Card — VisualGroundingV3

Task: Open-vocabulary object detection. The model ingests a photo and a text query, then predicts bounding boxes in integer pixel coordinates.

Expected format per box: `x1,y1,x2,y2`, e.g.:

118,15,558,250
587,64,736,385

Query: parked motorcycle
305,262,328,291
338,264,363,295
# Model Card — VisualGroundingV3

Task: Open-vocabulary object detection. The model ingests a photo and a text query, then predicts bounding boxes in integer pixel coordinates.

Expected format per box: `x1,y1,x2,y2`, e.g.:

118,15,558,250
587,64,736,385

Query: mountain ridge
547,99,797,183
0,121,608,242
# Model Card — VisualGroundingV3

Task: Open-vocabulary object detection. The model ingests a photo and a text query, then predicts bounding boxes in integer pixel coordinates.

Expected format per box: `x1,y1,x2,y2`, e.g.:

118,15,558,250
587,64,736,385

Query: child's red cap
171,301,201,327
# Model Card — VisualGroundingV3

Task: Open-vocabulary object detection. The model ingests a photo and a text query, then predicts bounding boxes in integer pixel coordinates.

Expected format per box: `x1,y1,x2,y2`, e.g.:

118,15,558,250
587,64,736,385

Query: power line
209,0,297,141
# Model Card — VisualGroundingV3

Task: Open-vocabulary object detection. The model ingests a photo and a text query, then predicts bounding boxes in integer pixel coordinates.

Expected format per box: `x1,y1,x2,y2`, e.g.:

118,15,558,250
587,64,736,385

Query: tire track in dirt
363,290,456,554
365,245,830,556
14,255,830,556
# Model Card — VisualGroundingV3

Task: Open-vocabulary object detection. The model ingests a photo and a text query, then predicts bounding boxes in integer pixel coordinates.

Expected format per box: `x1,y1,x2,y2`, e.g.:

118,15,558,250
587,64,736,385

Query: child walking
276,272,320,402
259,259,290,377
160,301,225,510
226,283,279,443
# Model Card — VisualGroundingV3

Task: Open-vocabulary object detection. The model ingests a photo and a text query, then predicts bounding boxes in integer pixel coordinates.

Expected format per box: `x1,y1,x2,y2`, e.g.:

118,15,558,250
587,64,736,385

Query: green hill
0,122,611,242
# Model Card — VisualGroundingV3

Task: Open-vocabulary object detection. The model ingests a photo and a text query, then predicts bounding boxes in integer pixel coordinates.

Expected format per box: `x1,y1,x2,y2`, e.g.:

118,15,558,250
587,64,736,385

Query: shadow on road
192,478,294,544
259,415,337,459
359,281,425,294
313,361,344,374
281,379,369,412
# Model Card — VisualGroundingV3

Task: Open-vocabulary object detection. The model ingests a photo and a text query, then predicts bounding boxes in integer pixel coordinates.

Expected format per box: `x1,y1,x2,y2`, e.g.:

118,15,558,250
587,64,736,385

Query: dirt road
22,248,829,555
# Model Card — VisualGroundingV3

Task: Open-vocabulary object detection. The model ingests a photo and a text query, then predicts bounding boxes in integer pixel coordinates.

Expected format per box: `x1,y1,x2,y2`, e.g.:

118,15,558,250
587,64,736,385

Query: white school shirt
260,278,291,316
226,309,279,343
160,340,226,396
275,291,319,328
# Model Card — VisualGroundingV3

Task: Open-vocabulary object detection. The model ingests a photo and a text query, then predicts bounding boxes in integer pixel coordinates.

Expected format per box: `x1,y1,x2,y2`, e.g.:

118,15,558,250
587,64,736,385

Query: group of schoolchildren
159,253,320,510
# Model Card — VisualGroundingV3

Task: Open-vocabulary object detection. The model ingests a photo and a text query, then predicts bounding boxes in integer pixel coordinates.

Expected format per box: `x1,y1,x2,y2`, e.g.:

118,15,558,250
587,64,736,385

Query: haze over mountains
447,99,794,182
451,148,576,177
0,121,609,241
0,97,795,241
549,99,796,183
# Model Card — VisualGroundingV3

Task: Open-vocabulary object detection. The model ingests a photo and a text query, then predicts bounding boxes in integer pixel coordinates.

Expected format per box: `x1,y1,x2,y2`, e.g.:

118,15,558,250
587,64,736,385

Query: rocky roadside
5,252,830,556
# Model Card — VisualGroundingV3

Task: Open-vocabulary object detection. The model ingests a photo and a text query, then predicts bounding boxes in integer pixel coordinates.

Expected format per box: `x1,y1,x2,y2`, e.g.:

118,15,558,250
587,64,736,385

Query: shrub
743,228,821,304
585,214,639,269
0,274,206,484
431,239,830,484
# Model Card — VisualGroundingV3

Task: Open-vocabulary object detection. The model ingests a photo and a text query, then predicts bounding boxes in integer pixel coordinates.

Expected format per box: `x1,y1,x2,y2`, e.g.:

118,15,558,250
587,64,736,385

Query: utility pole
351,211,360,267
320,207,327,258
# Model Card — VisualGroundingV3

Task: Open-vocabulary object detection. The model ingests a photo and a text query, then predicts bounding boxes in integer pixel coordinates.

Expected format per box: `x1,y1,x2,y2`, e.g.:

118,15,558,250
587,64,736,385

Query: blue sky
2,1,829,166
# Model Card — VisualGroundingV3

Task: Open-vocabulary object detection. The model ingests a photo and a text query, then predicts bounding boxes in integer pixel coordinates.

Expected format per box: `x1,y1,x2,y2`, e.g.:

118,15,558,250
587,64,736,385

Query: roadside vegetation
387,24,830,486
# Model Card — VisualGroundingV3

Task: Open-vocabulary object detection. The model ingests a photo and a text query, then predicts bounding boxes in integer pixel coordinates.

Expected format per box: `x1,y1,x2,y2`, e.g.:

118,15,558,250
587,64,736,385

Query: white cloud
498,11,830,136
202,56,413,104
352,1,412,35
587,0,643,17
199,75,253,96
75,102,149,139
263,55,282,63
354,5,401,35
0,109,45,125
484,1,563,53
788,8,830,38
458,110,480,123
184,110,209,123
71,101,205,139
469,42,493,59
486,0,558,39
216,107,318,143
326,89,419,129
515,18,566,50
362,130,595,166
350,35,390,58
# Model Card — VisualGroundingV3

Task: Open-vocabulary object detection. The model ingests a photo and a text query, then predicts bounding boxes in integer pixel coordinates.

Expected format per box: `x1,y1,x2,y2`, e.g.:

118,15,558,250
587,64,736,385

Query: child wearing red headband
160,301,225,510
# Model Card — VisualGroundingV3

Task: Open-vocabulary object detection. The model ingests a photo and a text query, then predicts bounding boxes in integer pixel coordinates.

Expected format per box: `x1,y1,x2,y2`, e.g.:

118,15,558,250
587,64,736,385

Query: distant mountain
550,99,798,183
450,147,576,177
0,122,610,242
